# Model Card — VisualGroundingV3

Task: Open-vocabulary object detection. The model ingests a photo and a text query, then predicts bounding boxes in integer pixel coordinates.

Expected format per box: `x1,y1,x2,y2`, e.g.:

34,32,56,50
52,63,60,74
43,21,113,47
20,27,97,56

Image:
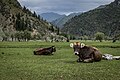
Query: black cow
34,46,56,55
70,42,102,63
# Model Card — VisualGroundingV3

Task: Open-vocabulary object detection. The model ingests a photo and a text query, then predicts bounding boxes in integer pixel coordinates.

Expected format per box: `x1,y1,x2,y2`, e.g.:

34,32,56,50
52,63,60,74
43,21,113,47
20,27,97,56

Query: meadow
0,41,120,80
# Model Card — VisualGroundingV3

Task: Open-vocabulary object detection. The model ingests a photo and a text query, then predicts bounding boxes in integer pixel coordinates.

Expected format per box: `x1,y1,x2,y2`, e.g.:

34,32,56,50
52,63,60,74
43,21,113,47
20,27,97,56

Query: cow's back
81,46,102,61
33,46,56,55
80,46,96,59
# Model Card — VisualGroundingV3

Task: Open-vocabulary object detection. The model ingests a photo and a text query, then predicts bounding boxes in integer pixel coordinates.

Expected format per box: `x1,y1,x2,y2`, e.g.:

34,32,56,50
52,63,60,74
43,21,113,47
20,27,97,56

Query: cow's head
70,42,85,55
52,46,56,52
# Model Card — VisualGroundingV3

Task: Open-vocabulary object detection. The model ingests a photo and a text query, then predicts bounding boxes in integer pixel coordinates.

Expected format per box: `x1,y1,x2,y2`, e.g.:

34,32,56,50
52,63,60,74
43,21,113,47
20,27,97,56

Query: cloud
18,0,114,15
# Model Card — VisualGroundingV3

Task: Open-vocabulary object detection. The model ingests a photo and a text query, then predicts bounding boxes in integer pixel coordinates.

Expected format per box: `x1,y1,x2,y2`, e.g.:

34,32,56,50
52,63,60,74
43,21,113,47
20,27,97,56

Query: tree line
2,30,31,41
61,32,120,42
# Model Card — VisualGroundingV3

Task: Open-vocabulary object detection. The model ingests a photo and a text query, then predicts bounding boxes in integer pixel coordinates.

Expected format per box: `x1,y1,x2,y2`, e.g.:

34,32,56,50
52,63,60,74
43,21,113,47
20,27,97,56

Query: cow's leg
77,58,82,62
51,53,54,55
83,58,93,63
34,51,36,55
83,53,94,63
77,54,84,62
77,57,83,62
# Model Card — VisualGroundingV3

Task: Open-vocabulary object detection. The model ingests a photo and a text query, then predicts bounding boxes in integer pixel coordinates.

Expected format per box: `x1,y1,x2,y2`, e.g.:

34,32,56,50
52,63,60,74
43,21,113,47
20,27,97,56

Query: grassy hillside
62,0,120,38
0,41,120,80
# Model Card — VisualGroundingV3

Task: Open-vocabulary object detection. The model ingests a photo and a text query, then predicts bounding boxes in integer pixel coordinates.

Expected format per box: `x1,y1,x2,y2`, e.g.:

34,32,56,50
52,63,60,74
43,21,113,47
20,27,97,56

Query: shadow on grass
64,60,77,64
64,60,101,64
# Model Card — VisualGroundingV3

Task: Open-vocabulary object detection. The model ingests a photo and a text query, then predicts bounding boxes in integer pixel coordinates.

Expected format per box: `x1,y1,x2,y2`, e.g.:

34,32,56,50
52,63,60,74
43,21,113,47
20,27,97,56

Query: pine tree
51,25,54,32
38,14,41,20
33,11,37,18
23,6,26,11
25,19,28,30
15,18,20,30
15,13,21,31
57,27,60,35
21,18,25,30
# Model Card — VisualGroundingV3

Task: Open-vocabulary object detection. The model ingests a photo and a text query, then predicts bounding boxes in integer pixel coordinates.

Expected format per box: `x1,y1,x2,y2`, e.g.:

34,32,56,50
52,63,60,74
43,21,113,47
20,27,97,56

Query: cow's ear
81,43,85,48
70,43,74,48
51,46,55,49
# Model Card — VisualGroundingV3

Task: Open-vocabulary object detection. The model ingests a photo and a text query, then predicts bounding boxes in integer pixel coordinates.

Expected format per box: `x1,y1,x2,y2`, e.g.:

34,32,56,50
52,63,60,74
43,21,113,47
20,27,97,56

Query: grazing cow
34,46,56,55
70,42,102,63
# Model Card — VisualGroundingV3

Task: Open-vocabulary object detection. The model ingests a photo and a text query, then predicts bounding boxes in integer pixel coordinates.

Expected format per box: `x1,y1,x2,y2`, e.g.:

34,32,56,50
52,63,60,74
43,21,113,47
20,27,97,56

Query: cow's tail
34,51,36,55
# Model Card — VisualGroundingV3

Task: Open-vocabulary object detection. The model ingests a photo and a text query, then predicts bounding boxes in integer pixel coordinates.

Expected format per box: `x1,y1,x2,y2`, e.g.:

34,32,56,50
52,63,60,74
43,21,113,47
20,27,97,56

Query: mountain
40,12,66,22
52,12,82,29
62,0,120,38
0,0,66,41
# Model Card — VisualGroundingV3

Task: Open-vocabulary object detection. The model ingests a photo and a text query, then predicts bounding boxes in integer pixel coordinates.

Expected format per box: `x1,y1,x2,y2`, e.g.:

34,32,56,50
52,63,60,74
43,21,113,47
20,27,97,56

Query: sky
18,0,114,15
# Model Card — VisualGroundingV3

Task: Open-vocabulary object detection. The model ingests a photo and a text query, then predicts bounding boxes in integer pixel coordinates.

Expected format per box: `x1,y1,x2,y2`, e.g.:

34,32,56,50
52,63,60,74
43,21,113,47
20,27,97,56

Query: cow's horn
74,42,76,45
70,43,74,48
78,42,80,45
81,43,85,48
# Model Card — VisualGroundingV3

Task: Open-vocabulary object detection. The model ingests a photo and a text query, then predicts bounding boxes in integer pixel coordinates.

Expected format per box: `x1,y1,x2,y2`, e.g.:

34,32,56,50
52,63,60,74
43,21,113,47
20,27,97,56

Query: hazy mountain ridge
52,12,82,28
40,12,66,22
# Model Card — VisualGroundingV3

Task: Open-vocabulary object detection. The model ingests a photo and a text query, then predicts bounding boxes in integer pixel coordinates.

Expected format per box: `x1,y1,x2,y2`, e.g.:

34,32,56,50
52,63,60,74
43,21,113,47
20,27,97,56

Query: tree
15,31,21,41
11,32,15,41
79,35,88,40
15,13,21,31
38,15,41,20
32,11,37,18
15,31,31,41
26,19,32,31
2,29,11,41
20,31,24,41
70,35,76,40
24,30,31,41
51,25,54,32
95,32,105,42
25,19,28,30
23,6,26,11
21,18,25,30
113,34,120,43
0,27,6,41
56,27,60,35
16,13,21,20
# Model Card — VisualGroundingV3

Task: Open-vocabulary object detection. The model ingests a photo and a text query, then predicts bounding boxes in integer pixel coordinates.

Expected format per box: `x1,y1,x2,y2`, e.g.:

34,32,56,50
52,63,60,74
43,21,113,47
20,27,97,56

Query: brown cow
70,42,102,63
34,46,56,55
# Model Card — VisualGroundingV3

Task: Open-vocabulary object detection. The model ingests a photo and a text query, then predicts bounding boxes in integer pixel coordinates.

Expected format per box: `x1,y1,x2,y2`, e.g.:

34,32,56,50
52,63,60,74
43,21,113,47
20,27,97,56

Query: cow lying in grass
34,46,56,55
70,42,102,63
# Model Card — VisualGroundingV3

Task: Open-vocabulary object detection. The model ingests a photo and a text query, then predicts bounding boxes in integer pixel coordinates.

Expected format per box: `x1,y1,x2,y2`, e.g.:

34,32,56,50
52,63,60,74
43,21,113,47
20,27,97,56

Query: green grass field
0,41,120,80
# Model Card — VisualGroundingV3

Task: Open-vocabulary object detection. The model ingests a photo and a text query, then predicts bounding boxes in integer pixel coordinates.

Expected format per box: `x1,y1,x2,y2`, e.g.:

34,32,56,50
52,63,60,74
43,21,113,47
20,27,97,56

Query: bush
95,32,105,42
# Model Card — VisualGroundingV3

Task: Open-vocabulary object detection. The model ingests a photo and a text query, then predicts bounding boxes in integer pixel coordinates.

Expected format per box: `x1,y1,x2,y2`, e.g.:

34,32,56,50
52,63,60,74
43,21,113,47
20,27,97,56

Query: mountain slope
0,0,65,41
52,12,81,28
62,0,120,37
40,12,66,22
